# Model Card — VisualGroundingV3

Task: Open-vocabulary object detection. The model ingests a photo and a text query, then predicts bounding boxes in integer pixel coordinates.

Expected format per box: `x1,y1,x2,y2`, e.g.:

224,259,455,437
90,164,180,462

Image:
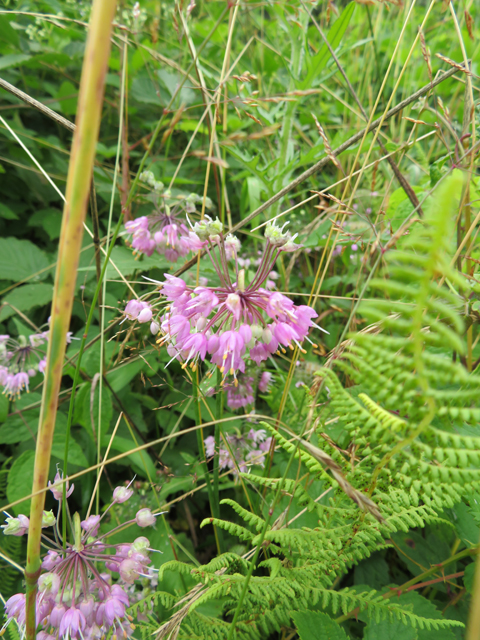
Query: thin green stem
226,419,308,640
193,373,223,554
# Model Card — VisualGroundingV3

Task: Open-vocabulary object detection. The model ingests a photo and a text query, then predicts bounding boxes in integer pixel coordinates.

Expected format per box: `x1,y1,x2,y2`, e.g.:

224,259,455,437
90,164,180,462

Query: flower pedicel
2,473,161,640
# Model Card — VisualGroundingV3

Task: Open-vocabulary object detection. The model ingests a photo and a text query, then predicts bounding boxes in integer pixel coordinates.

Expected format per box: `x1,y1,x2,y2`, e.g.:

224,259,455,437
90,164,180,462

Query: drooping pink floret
81,515,101,537
123,300,152,323
227,375,255,409
162,274,187,300
48,471,74,501
258,371,273,393
59,606,86,638
5,593,25,621
136,508,156,528
113,485,134,504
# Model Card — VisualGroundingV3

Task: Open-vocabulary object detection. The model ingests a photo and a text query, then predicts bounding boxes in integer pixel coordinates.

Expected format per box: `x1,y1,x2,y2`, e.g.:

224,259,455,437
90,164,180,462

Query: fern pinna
139,172,479,638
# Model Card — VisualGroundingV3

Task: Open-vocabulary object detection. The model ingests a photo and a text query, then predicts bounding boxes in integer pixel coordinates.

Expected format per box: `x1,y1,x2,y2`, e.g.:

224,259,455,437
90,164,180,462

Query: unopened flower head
264,220,302,251
113,485,134,504
1,514,29,536
2,477,159,640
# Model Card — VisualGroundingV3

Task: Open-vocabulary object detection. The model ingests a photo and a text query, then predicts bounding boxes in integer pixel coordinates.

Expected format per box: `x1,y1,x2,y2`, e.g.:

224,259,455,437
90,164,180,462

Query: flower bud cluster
204,428,272,475
2,475,160,640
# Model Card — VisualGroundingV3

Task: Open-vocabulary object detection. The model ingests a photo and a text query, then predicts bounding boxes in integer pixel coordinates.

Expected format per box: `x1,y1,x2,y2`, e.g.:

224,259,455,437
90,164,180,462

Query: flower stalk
24,2,117,639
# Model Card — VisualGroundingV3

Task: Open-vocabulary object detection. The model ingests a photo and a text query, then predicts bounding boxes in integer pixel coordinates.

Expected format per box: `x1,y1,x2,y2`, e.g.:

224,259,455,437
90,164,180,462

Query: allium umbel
2,475,161,640
152,218,326,383
124,172,209,263
205,428,272,475
0,333,48,398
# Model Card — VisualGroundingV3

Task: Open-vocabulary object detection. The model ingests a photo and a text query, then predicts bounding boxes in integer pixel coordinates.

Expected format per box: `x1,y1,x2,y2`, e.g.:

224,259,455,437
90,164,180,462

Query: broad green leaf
363,618,417,640
104,245,169,278
7,449,35,516
452,501,479,547
354,552,390,588
397,592,458,640
0,392,42,445
0,394,8,423
57,80,78,115
292,611,349,640
464,562,475,594
82,382,113,437
106,358,146,393
0,203,18,220
392,530,452,578
0,237,50,282
131,75,160,104
301,3,355,89
100,434,156,480
50,415,89,468
0,16,19,46
0,54,31,70
0,406,39,445
28,208,62,240
0,283,53,321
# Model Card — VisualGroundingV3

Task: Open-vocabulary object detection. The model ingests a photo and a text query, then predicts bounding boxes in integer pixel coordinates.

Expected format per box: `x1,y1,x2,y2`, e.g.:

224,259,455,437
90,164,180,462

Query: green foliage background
0,0,479,638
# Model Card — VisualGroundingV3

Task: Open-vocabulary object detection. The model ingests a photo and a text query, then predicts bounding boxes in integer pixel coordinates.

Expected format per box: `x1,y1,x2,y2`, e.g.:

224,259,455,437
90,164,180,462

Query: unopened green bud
42,510,56,528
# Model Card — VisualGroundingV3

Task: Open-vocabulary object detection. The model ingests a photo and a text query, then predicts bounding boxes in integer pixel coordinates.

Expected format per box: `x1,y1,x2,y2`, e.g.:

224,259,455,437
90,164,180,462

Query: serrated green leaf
6,449,35,515
0,54,31,70
0,283,53,321
0,238,50,282
363,618,417,640
28,208,62,240
292,611,349,640
464,562,475,594
104,245,170,278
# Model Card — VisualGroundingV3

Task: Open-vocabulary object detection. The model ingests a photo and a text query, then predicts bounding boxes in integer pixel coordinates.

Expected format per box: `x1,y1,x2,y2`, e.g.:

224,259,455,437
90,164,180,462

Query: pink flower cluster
227,375,254,409
152,219,323,383
125,215,202,262
225,371,273,410
205,428,272,475
2,474,159,640
124,173,208,262
0,333,47,398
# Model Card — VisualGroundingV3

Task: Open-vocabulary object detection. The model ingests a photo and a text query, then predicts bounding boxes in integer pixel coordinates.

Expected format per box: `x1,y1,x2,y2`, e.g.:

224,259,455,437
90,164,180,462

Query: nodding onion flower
0,318,76,399
125,217,326,385
124,171,211,263
0,333,48,398
2,474,162,640
204,428,273,475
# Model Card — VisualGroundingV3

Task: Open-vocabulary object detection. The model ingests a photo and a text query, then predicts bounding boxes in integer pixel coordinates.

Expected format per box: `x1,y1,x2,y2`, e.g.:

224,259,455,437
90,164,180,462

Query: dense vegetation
0,0,479,638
